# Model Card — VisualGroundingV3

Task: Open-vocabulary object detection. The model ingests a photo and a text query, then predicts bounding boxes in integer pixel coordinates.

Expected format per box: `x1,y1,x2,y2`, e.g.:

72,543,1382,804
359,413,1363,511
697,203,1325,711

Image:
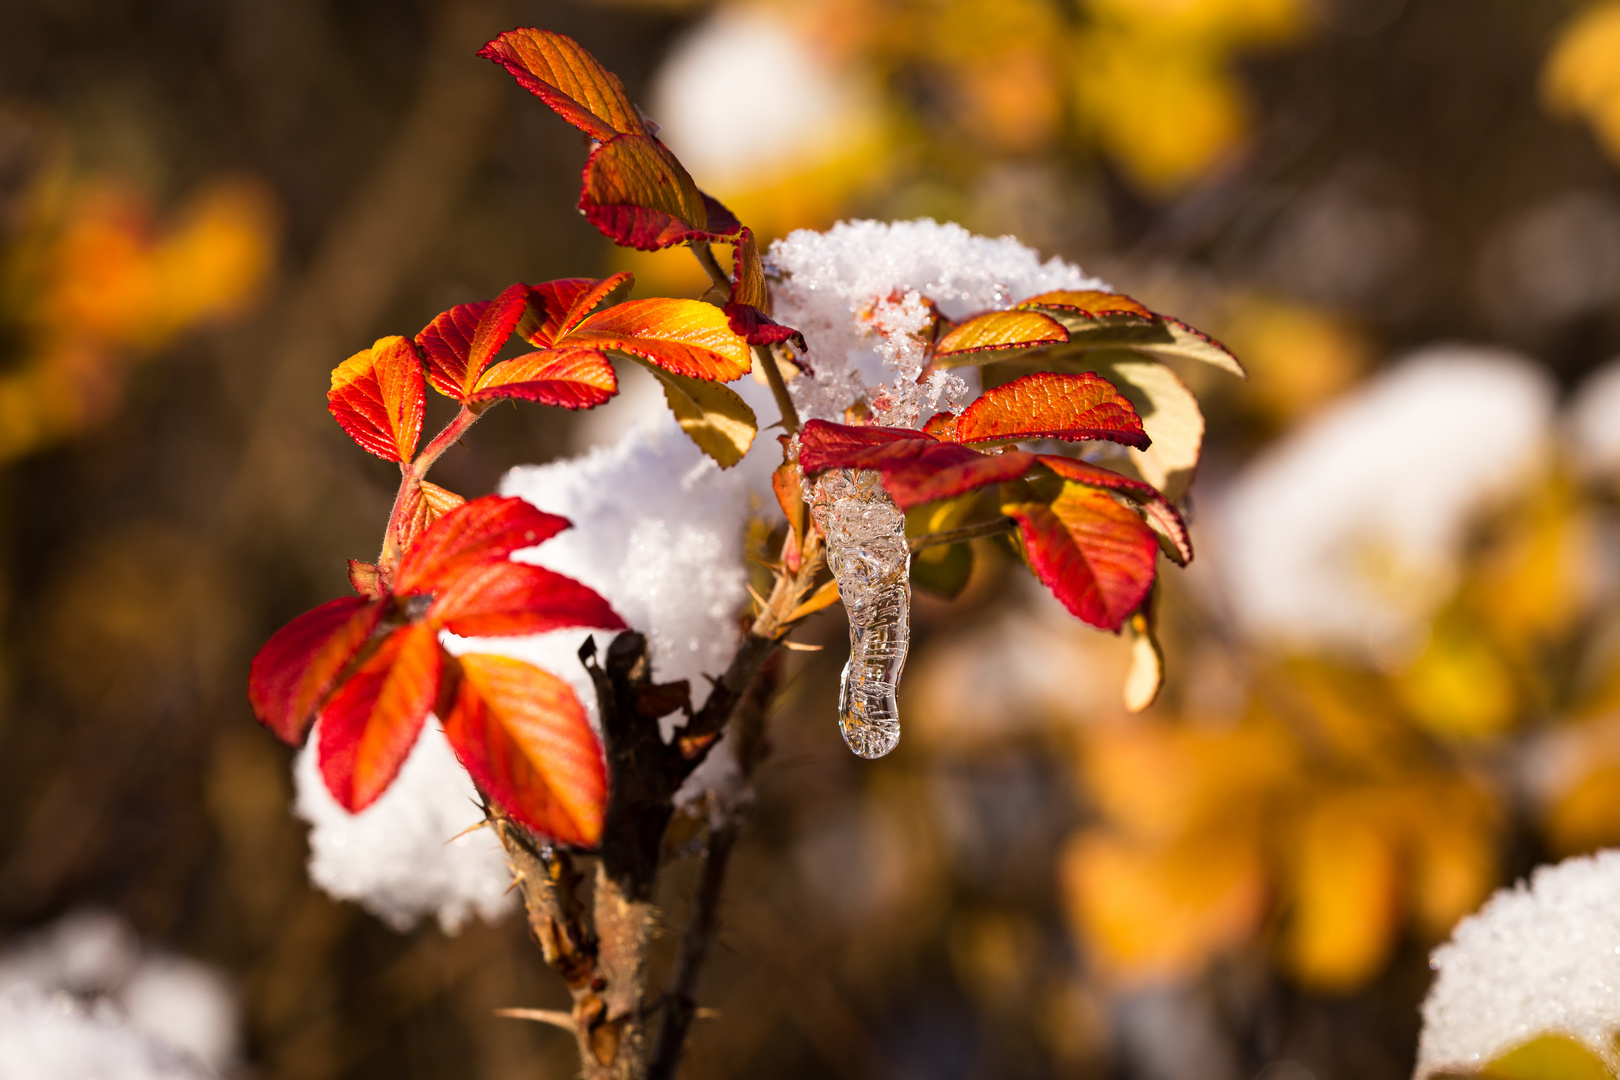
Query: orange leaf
579,134,745,251
1038,455,1191,565
471,347,618,409
327,335,425,462
428,561,626,637
1016,289,1155,322
933,309,1068,360
729,226,768,310
248,597,385,746
947,371,1148,449
416,284,529,401
443,654,606,846
798,420,1037,510
394,480,467,556
1003,483,1161,630
478,29,646,141
316,624,443,812
520,273,633,348
568,297,751,381
394,495,570,596
347,560,383,600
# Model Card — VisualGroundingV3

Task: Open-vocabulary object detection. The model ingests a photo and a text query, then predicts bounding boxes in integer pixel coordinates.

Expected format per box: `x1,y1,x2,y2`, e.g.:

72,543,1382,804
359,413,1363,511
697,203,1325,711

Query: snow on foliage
295,422,759,929
1211,346,1556,664
0,911,237,1079
294,720,515,932
1416,849,1620,1077
768,218,1111,425
1570,355,1620,476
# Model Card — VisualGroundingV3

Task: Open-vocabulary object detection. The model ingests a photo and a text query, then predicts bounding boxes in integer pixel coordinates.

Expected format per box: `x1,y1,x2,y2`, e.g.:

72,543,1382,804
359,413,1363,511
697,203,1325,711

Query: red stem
377,404,482,583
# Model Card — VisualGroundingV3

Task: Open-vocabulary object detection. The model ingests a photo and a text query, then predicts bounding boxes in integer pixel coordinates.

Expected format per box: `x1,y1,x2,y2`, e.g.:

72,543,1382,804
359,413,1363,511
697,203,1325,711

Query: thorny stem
908,515,1018,553
377,404,482,578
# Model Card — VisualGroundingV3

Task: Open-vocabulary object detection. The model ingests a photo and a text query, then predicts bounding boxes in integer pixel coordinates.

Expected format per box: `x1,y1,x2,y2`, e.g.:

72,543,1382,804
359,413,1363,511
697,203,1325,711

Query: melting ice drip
808,468,910,758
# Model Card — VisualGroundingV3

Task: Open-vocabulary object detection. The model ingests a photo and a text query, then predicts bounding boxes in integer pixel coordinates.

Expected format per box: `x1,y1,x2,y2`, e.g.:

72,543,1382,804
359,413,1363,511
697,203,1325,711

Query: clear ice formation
808,468,910,758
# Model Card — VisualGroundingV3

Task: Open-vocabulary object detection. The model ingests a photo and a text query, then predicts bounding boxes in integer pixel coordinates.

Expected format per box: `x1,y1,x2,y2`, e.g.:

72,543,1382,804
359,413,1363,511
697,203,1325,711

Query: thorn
745,582,767,613
443,820,488,845
494,1007,577,1032
578,636,597,664
779,639,823,652
506,872,527,895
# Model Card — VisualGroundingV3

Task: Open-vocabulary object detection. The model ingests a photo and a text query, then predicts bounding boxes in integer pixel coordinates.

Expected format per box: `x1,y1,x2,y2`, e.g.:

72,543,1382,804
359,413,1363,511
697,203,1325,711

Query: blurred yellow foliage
0,174,276,461
1543,2,1620,165
1217,295,1370,423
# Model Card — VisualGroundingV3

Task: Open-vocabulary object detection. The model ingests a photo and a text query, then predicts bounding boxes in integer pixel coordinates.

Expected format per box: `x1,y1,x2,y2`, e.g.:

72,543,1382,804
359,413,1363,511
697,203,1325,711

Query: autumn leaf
1280,795,1399,991
567,297,752,381
579,134,738,251
1038,455,1191,565
416,283,530,401
928,370,1148,448
444,653,606,846
316,623,442,812
328,335,426,463
471,347,619,410
932,309,1068,361
519,273,633,348
478,29,647,141
723,228,805,348
1002,483,1162,630
248,596,385,745
427,561,627,637
394,495,571,595
635,360,757,468
394,480,466,556
998,289,1247,379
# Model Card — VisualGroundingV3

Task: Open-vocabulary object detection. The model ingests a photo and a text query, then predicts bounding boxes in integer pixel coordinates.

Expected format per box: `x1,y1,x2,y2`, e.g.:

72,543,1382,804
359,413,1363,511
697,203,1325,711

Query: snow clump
768,218,1111,425
1210,346,1556,665
1416,849,1620,1077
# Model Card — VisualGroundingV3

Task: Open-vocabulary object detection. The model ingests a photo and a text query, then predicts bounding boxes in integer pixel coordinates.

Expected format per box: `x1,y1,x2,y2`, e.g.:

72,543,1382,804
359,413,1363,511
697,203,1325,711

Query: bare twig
690,242,731,295
647,660,776,1080
908,515,1017,552
756,343,800,436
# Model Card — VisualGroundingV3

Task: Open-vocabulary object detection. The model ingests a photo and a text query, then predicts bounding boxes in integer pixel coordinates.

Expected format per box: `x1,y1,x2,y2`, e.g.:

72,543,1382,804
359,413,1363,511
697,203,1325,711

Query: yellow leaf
1060,827,1266,984
1543,2,1620,165
1280,794,1398,992
1483,1033,1616,1080
633,358,757,468
1123,609,1164,714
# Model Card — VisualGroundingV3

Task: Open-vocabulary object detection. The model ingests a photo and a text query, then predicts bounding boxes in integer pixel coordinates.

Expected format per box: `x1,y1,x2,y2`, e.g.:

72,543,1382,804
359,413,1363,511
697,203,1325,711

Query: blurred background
3,0,1620,1077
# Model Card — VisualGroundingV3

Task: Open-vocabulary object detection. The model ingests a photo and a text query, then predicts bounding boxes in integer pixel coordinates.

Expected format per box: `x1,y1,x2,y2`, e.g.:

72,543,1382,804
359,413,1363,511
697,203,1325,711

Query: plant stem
908,515,1018,552
755,344,800,436
690,242,731,295
377,404,482,577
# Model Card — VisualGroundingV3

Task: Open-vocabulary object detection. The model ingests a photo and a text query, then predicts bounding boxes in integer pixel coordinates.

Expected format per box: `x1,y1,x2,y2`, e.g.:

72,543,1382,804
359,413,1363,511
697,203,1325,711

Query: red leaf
1037,455,1192,565
428,561,626,637
347,560,384,600
478,29,646,141
327,336,425,462
395,495,570,595
249,597,385,746
443,654,605,846
395,480,467,557
568,297,751,381
1003,484,1161,630
579,134,742,250
316,624,443,812
798,419,1036,510
520,273,633,348
1015,289,1156,322
725,303,805,350
416,301,484,400
415,285,529,401
729,226,768,309
949,371,1149,449
470,347,619,409
932,309,1068,360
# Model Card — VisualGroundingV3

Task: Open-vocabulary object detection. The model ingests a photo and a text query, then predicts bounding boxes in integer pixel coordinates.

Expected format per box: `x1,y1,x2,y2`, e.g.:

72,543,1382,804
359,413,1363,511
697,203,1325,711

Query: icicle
808,468,910,758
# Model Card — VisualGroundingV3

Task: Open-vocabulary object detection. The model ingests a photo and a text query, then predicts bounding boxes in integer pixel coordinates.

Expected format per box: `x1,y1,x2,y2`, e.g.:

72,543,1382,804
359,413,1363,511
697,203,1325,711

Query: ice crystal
809,468,909,758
